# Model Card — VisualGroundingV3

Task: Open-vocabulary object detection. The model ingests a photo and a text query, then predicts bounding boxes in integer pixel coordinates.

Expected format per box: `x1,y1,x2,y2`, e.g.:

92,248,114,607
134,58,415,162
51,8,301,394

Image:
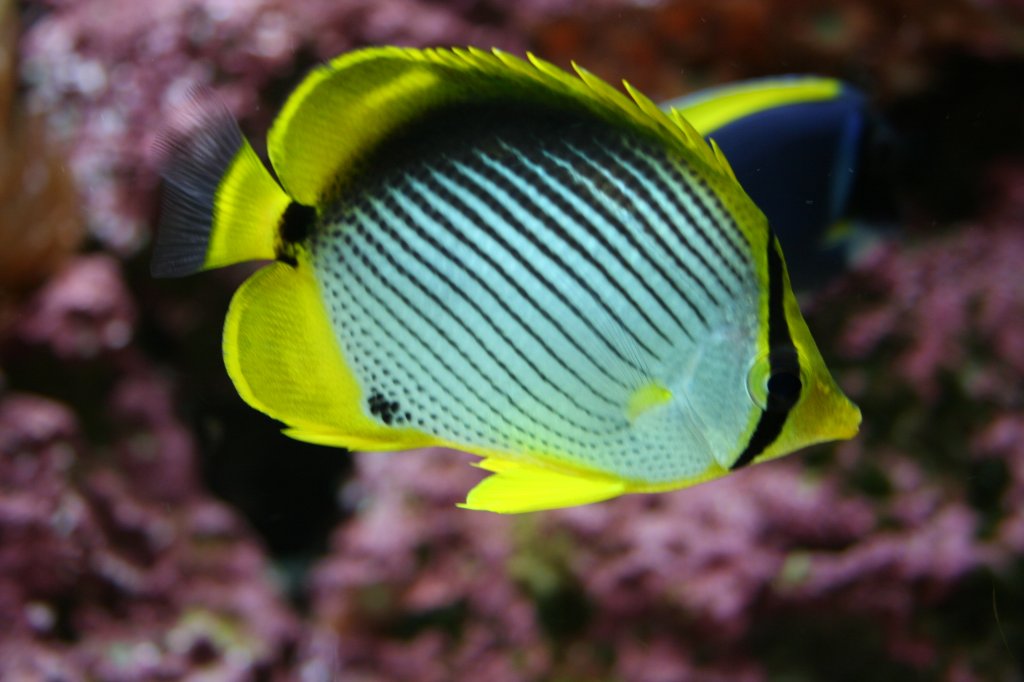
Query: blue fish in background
663,77,895,292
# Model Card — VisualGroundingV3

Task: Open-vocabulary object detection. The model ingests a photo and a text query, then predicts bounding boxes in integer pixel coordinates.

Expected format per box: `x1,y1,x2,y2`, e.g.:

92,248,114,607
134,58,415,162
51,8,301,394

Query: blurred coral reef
0,390,300,681
2,0,1023,680
0,0,80,332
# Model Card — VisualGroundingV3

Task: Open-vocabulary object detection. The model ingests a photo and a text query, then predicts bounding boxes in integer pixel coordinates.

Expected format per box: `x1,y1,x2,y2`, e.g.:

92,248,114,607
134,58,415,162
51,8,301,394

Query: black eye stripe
767,370,801,411
766,347,801,412
731,233,802,470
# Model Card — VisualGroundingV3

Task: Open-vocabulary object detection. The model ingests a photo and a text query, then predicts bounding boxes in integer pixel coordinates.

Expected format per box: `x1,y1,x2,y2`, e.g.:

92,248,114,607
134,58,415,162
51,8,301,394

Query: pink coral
20,0,529,254
0,390,300,679
298,451,876,679
973,413,1024,558
304,449,551,681
4,0,1024,679
12,254,135,360
108,370,201,504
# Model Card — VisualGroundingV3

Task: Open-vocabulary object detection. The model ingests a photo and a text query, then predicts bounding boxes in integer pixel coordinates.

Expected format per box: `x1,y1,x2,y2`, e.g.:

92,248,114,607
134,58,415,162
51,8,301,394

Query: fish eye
746,348,803,412
766,368,802,411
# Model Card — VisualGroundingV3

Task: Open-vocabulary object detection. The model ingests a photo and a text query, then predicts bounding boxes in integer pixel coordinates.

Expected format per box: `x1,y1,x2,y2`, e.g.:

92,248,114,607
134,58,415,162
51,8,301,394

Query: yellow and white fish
152,47,861,513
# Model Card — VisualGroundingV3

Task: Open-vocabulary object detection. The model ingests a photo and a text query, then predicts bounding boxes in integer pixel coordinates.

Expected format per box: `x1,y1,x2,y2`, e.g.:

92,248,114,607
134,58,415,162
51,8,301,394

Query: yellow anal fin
222,259,437,452
459,458,626,514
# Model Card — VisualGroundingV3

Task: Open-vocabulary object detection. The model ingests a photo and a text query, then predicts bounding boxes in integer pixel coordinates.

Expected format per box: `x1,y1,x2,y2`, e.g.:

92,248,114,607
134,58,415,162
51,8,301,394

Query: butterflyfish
663,76,896,291
152,47,861,513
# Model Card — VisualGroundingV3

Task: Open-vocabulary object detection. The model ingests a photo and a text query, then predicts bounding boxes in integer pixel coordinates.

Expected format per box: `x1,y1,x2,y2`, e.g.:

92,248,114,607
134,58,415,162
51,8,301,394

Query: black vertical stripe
730,234,801,470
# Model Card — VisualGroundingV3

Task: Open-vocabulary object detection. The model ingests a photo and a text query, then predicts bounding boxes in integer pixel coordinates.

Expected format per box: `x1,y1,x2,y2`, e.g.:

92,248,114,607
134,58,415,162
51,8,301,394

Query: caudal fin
151,95,292,278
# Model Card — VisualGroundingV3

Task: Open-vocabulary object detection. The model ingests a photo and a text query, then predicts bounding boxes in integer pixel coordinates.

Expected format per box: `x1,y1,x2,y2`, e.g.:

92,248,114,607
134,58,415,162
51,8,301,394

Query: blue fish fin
662,76,844,135
458,458,626,514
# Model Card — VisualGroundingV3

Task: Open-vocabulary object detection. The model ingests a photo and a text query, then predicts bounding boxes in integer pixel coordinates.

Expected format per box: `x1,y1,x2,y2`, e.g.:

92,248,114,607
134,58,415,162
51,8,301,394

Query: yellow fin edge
458,457,627,514
456,451,733,514
222,258,440,453
672,76,842,136
205,140,290,269
266,46,738,205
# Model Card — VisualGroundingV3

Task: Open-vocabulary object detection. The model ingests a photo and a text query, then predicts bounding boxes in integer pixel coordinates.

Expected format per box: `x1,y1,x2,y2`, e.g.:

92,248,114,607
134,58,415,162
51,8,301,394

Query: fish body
153,47,860,513
663,77,892,291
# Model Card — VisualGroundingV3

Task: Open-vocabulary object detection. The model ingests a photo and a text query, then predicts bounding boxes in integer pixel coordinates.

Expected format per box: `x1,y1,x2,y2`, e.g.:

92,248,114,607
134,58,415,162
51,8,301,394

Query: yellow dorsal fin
267,46,736,206
458,458,626,513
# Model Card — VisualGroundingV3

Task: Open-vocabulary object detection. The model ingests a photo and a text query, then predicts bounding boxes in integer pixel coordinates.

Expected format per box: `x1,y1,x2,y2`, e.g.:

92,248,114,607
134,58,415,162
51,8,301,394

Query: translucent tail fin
151,94,292,278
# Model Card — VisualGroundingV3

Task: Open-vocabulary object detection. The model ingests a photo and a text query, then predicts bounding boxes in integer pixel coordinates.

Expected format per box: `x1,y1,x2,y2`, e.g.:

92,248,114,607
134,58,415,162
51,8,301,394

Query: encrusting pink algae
2,0,1023,679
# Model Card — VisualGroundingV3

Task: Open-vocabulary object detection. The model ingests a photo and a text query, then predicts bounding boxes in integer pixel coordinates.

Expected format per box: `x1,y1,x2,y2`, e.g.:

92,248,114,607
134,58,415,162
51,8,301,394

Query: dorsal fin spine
709,137,739,182
266,46,737,208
